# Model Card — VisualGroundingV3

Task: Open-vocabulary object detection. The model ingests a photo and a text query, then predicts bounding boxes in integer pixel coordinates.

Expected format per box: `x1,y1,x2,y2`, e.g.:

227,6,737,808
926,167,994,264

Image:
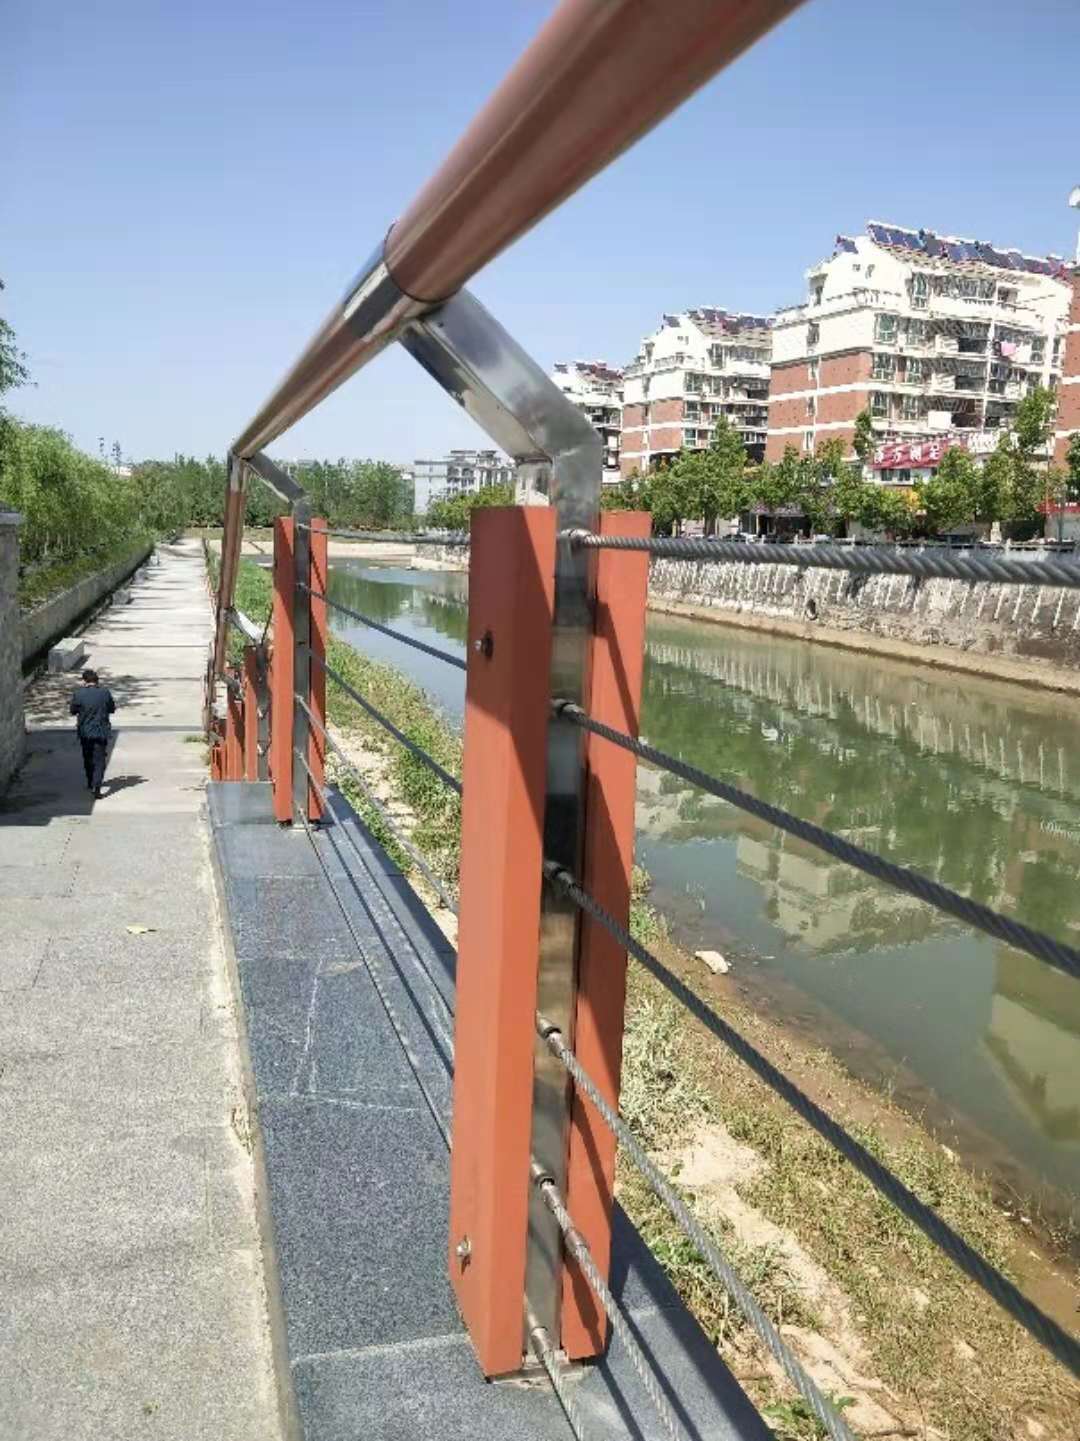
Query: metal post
449,506,556,1377
292,499,312,822
270,516,297,823
242,647,260,783
560,510,650,1358
401,288,601,1354
306,518,328,820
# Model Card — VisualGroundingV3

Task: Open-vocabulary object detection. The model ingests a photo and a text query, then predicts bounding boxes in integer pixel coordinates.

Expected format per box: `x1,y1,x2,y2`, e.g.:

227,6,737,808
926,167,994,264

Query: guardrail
207,2,1079,1436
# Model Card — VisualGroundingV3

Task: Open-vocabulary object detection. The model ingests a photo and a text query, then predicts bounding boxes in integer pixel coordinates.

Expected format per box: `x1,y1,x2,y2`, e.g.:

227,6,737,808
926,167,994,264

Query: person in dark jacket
70,668,116,799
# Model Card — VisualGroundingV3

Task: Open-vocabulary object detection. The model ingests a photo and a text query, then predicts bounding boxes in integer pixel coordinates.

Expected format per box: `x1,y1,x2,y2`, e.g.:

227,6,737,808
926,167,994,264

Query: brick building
1052,267,1080,468
766,223,1071,484
620,308,772,477
550,360,624,482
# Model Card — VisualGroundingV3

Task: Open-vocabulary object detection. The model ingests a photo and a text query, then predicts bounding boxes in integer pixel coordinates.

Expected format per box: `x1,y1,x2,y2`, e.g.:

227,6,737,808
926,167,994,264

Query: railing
206,2,1080,1437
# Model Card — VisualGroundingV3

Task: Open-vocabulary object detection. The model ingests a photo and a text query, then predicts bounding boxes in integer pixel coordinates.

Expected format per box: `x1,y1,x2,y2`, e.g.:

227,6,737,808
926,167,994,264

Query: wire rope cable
564,529,1080,589
294,697,458,915
300,582,466,670
553,701,1080,983
307,648,462,795
535,1014,859,1441
544,862,1080,1379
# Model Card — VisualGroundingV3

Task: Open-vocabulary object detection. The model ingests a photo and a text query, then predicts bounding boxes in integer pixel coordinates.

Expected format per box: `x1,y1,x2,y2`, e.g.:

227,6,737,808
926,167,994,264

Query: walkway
0,541,280,1441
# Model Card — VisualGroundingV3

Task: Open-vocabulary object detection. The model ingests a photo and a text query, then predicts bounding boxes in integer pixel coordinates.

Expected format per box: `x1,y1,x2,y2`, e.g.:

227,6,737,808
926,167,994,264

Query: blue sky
5,0,1080,466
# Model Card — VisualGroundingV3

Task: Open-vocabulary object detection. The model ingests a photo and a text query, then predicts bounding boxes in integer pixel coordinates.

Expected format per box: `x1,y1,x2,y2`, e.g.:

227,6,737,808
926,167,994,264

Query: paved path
0,541,281,1441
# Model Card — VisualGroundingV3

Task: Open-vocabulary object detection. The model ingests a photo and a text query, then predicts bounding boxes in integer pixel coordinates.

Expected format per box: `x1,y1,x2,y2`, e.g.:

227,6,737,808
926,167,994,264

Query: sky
5,0,1080,468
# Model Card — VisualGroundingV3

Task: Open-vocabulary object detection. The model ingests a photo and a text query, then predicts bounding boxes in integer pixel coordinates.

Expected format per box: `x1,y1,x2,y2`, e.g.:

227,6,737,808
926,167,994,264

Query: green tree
666,419,751,534
1066,433,1080,503
916,446,977,533
852,407,875,464
974,434,1012,523
425,482,515,532
0,280,31,403
1012,385,1056,456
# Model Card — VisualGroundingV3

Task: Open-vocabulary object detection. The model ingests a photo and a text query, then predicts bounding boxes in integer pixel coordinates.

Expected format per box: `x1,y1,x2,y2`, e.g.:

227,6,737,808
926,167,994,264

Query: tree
863,485,918,538
974,434,1012,524
1012,385,1056,456
852,407,875,464
0,280,31,403
425,482,514,532
667,419,751,534
916,446,977,533
1065,433,1080,504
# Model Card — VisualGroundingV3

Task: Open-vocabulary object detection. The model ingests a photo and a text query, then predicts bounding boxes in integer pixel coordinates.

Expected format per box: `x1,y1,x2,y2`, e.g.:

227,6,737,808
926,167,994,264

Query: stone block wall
648,555,1080,670
0,513,25,791
20,546,151,664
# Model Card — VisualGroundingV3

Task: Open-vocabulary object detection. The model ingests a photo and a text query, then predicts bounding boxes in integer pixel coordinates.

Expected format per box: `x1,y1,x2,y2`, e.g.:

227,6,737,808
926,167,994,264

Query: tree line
603,389,1080,539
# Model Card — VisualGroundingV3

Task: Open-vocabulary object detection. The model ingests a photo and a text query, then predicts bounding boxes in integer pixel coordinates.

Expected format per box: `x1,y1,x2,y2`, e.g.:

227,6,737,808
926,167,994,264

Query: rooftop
831,222,1070,279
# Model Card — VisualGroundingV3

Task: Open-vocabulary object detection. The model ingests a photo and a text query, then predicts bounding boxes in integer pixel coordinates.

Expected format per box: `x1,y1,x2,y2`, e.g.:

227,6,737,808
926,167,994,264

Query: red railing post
449,506,556,1377
242,646,260,782
270,516,296,822
305,519,328,820
560,510,651,1359
225,675,244,781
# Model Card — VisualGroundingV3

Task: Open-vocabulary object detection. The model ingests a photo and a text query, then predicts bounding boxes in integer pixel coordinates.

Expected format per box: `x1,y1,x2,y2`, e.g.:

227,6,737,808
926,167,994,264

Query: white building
620,308,772,476
767,222,1071,482
412,448,514,515
550,360,624,482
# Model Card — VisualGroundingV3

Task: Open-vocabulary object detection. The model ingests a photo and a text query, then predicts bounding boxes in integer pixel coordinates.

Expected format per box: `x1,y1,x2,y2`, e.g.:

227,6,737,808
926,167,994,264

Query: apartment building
1052,267,1080,468
620,308,772,477
767,222,1071,481
412,448,514,514
550,360,624,481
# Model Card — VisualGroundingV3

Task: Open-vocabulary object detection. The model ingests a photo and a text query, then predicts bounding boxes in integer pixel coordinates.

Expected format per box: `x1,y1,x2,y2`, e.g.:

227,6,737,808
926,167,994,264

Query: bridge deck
0,541,280,1440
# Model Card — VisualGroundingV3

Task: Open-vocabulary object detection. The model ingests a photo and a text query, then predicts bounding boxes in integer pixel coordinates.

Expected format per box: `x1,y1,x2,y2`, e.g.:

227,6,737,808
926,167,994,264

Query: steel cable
292,750,452,1148
294,697,458,915
544,863,1080,1380
554,701,1080,984
299,583,466,670
532,1163,689,1441
307,648,462,795
536,1014,859,1441
565,529,1080,589
526,1310,591,1441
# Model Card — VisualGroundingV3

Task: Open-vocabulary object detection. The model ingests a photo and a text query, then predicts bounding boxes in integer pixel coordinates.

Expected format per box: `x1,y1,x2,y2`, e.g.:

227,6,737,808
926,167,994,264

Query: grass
615,950,1080,1439
18,539,151,610
208,551,461,887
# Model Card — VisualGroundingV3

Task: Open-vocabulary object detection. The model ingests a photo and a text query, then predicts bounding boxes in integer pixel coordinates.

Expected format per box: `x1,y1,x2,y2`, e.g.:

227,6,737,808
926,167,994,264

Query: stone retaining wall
649,556,1080,671
0,514,24,790
20,545,152,664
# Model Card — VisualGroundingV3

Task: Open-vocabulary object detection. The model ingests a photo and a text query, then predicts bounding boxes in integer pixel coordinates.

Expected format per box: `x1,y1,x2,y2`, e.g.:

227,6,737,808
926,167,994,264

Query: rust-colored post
560,510,650,1359
449,506,556,1377
243,647,260,782
225,677,244,781
306,519,328,820
270,516,296,822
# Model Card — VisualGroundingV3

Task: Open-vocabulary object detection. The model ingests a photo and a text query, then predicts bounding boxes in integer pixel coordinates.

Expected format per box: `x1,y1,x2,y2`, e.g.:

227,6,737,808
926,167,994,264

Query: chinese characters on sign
871,431,1000,470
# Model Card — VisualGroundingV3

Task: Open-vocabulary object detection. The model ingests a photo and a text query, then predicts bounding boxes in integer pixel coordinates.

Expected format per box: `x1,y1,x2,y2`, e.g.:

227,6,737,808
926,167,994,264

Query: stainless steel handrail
211,0,805,674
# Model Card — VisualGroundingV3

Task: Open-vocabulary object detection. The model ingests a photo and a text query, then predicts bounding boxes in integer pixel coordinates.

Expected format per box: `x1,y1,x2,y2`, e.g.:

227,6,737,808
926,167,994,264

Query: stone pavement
0,541,281,1441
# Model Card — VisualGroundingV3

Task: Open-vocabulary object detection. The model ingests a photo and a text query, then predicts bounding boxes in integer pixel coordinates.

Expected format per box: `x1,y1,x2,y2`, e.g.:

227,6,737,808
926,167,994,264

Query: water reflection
327,561,1080,1215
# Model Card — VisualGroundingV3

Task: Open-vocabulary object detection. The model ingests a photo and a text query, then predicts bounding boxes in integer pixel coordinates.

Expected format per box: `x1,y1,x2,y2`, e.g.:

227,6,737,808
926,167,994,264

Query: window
904,358,928,383
808,358,820,385
900,393,921,421
686,373,703,393
807,321,820,349
803,430,814,452
871,352,895,381
1031,340,1046,366
909,273,930,309
904,318,929,346
1052,338,1062,364
874,313,899,343
806,395,816,420
998,287,1018,305
810,280,824,306
870,391,888,418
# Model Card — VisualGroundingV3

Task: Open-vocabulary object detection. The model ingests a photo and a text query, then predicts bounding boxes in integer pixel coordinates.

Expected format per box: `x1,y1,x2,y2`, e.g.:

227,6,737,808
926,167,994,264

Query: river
327,558,1080,1226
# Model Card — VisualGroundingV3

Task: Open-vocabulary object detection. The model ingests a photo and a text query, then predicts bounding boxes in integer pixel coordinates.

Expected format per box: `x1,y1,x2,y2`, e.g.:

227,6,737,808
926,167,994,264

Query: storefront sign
872,431,1001,469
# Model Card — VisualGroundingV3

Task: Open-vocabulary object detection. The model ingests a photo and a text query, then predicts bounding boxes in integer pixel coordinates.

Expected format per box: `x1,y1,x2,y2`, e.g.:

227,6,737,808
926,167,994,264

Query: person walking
70,668,116,799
